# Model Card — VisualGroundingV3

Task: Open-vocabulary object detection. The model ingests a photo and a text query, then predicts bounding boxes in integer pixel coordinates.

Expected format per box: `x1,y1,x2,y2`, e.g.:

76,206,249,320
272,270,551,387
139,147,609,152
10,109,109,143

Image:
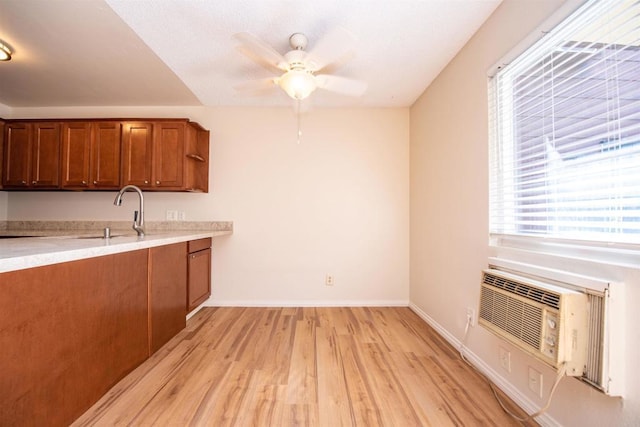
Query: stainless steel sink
74,234,125,239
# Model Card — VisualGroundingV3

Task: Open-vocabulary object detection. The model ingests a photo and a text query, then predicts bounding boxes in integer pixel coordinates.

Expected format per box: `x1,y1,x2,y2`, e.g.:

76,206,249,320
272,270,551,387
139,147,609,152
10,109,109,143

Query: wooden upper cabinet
121,122,154,187
153,122,185,189
3,118,208,192
31,122,61,188
92,122,122,188
3,122,31,187
185,125,210,193
3,122,61,189
61,121,121,189
122,120,209,192
61,122,92,188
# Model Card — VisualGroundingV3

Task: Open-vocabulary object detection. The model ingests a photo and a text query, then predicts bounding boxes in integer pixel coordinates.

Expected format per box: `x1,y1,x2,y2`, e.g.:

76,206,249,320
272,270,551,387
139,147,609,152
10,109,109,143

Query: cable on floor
458,314,567,424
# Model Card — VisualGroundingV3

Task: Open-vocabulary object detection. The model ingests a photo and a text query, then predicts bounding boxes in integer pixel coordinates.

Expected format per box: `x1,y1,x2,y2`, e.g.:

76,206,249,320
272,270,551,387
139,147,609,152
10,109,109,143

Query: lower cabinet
0,240,202,425
0,250,149,427
187,237,212,313
149,242,187,354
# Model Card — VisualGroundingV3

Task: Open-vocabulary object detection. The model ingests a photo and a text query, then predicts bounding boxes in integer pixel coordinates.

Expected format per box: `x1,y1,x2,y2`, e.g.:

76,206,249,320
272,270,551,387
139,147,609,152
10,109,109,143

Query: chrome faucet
114,185,145,237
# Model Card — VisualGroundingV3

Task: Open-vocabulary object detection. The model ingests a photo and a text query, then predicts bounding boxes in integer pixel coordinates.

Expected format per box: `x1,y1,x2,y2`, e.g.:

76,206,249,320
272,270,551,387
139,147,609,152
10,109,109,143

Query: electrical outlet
177,211,186,221
166,210,177,221
466,307,476,326
325,274,334,286
499,347,511,373
528,367,543,397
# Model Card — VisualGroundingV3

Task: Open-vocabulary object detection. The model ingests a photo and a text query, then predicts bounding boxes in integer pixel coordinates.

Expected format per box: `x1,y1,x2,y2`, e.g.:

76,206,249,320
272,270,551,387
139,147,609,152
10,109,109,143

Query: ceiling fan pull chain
297,99,302,144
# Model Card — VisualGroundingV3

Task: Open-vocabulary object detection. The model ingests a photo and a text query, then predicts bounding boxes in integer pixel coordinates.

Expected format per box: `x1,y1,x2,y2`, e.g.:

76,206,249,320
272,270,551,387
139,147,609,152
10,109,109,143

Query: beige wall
5,105,410,305
0,193,6,220
410,1,639,425
0,106,7,219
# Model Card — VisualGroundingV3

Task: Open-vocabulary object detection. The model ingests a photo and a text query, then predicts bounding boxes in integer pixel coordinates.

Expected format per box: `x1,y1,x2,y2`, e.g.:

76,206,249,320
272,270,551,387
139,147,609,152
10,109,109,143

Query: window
489,0,640,246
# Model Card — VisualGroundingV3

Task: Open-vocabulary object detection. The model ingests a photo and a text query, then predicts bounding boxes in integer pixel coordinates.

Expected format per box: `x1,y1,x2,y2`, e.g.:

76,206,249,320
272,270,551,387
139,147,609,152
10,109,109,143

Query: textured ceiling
0,0,503,109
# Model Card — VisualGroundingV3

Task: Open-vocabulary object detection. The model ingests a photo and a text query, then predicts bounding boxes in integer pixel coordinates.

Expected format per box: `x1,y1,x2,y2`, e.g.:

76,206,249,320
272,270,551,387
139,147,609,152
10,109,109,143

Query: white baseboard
408,302,561,427
205,299,410,307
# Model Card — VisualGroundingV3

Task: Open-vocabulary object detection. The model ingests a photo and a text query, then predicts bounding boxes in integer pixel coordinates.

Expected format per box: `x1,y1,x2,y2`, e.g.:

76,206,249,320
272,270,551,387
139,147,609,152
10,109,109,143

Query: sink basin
37,233,127,240
74,234,125,239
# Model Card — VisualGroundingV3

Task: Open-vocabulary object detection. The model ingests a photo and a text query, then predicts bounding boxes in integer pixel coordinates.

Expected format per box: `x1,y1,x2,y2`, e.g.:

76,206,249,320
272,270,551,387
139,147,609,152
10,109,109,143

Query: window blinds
489,0,640,244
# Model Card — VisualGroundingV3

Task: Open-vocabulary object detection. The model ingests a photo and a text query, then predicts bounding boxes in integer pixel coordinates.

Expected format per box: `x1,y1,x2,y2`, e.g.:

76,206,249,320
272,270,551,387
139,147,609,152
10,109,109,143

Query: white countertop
0,230,231,273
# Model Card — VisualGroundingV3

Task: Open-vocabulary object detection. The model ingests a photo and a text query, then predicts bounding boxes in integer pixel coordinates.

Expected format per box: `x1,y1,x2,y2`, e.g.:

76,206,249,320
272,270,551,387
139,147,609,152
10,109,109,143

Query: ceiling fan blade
233,32,288,72
307,27,357,72
315,51,356,75
315,74,367,97
233,78,278,95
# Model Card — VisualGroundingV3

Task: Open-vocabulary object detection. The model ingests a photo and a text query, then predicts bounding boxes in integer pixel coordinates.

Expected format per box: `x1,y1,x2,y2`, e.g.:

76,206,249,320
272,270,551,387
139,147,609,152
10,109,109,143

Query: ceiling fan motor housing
289,33,308,50
284,49,312,71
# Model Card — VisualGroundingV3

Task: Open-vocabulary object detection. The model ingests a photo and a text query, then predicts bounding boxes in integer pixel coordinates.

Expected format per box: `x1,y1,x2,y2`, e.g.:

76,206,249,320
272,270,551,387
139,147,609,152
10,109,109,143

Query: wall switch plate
325,274,334,286
528,366,543,397
499,347,511,373
177,211,186,221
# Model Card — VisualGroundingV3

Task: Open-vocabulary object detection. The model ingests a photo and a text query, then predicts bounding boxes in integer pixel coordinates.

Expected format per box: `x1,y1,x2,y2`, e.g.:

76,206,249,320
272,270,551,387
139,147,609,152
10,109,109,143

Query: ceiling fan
233,29,367,101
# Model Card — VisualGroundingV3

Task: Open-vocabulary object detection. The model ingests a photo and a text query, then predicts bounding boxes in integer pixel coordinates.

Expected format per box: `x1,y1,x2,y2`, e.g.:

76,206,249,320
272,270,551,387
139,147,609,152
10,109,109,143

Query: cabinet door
31,122,61,188
188,247,211,313
121,122,153,187
0,250,149,426
2,123,31,187
61,122,91,188
92,121,121,189
149,242,187,354
153,122,185,189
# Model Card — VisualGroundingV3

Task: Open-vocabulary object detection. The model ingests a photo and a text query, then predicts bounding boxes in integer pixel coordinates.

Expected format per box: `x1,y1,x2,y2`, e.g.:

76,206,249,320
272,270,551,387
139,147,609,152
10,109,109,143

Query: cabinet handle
82,180,87,185
93,180,98,185
144,180,149,184
32,180,36,184
21,180,26,184
156,180,160,185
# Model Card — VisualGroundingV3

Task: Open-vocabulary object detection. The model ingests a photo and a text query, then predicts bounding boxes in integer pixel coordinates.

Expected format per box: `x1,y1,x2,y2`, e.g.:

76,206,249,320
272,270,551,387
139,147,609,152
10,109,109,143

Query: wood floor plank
337,334,386,426
73,307,538,427
286,316,318,405
316,325,354,426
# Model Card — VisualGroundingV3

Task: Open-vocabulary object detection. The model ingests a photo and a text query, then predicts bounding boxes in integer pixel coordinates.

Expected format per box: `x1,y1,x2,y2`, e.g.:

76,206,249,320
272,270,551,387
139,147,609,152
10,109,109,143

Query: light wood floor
73,307,537,426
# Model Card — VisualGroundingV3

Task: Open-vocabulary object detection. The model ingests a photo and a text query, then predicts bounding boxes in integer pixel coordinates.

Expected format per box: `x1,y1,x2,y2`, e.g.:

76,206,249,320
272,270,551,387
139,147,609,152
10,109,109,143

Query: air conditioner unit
479,269,588,376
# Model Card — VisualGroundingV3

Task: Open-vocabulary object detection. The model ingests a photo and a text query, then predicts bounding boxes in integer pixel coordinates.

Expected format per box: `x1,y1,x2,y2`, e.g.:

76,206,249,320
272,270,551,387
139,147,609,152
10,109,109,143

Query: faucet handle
133,210,139,222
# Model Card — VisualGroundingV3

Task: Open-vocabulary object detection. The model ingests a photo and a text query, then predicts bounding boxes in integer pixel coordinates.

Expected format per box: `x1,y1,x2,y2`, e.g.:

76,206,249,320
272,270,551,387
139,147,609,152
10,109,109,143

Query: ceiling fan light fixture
0,39,12,61
279,69,317,100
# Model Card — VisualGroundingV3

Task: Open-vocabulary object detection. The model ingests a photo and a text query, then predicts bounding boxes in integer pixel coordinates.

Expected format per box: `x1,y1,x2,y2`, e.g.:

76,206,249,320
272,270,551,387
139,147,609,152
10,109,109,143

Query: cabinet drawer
188,237,211,253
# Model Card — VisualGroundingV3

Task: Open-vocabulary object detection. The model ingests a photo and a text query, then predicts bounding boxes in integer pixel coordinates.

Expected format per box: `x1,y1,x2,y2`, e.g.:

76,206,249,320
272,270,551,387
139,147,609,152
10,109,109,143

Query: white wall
410,1,639,426
5,105,410,306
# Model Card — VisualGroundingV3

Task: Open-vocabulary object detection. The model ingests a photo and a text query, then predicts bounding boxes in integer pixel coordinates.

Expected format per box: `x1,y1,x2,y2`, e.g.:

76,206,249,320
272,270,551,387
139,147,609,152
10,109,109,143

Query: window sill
489,234,640,287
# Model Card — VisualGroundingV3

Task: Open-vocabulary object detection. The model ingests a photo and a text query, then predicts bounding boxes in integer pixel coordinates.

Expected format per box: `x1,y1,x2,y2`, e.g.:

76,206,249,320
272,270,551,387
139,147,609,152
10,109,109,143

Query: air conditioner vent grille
480,284,543,351
483,272,561,309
